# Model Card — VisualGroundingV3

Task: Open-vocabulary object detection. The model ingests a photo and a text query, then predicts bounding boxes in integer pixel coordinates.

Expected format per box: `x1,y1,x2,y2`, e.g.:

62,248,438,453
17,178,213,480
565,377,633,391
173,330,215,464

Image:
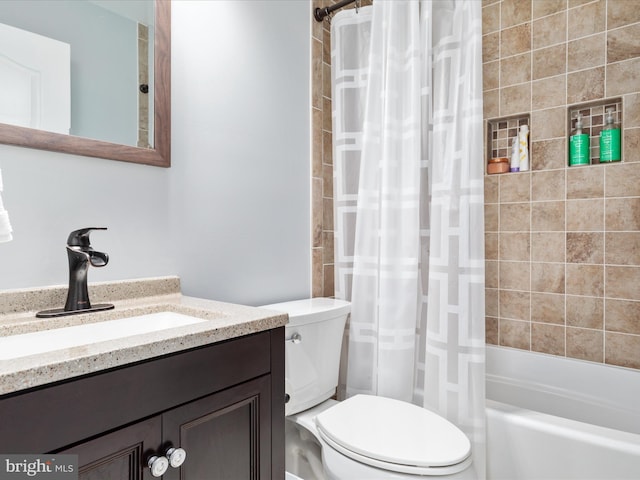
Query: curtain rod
314,0,357,22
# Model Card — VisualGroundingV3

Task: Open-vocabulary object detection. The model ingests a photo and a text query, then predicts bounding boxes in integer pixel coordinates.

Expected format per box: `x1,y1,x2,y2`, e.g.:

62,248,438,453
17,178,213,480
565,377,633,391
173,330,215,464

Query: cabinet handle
148,455,169,477
166,447,187,468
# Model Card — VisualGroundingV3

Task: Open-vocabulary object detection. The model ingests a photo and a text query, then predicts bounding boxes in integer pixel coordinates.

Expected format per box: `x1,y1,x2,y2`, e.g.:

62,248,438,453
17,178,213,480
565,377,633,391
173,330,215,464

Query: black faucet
36,228,114,318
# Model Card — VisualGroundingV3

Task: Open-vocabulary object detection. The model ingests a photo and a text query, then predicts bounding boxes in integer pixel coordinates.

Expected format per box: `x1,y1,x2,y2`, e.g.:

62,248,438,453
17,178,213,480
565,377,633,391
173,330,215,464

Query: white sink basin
0,311,206,360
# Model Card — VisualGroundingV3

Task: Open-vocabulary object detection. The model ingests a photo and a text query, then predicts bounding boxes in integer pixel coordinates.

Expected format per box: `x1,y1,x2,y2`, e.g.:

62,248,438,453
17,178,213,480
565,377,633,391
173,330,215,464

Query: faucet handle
67,227,107,247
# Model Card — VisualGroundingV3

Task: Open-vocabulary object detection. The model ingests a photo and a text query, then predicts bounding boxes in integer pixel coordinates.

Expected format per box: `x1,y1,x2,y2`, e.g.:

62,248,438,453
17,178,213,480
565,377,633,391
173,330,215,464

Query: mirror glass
0,0,170,167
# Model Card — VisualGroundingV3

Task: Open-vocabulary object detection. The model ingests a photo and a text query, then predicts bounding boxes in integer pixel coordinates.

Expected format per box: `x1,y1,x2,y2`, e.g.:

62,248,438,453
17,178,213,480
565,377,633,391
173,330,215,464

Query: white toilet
261,298,474,479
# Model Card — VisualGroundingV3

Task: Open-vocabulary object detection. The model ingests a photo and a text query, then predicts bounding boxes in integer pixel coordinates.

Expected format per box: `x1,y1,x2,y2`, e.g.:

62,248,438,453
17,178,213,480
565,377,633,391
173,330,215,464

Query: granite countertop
0,276,288,396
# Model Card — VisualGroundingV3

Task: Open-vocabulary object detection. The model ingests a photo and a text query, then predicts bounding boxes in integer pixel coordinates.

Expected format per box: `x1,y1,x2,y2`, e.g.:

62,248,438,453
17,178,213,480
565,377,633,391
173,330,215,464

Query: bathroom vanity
0,277,287,479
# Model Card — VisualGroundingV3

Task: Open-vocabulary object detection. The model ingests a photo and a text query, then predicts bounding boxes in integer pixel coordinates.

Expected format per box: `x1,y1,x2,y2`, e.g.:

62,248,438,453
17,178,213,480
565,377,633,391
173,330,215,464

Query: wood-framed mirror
0,0,170,167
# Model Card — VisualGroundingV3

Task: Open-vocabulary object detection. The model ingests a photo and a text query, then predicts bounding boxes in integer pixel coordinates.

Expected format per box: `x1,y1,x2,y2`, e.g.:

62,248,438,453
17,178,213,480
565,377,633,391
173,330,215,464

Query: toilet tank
260,298,350,416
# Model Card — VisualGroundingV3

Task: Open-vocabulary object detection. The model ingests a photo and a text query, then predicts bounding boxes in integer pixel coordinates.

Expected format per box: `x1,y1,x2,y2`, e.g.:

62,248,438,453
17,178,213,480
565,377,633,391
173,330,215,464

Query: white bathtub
486,345,640,480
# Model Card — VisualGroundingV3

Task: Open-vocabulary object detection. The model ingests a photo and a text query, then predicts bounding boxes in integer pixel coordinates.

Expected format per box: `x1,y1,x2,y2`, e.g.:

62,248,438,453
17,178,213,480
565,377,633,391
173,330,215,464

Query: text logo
0,456,77,480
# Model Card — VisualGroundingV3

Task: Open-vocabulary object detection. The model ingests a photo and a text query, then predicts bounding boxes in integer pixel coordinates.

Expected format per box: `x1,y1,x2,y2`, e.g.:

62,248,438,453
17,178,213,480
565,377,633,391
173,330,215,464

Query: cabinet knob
166,447,187,468
148,455,169,477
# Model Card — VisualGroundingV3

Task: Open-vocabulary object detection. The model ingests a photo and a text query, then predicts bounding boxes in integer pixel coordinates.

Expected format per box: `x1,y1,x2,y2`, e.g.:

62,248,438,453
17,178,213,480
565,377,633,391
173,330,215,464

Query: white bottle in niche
510,136,519,172
519,125,529,171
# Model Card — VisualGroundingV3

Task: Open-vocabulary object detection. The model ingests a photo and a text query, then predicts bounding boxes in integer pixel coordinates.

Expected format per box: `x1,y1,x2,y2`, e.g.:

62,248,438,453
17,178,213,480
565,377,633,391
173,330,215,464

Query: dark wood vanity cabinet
0,328,285,480
59,415,161,480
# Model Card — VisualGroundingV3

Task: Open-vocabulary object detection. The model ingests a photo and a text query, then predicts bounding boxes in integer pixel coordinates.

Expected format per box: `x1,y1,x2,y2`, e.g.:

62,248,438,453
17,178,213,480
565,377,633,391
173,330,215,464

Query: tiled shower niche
486,115,530,164
568,98,623,165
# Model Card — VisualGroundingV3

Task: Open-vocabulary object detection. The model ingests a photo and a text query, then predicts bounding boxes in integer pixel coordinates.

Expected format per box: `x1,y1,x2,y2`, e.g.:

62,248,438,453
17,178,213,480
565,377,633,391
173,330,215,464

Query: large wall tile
501,0,531,28
500,202,531,231
605,266,640,301
532,169,566,200
567,165,604,198
312,177,323,247
501,23,531,57
483,2,500,34
566,264,604,296
533,0,567,19
607,23,640,64
532,322,565,355
605,232,640,266
623,128,640,163
486,288,499,316
312,248,323,297
567,327,603,362
486,260,499,288
531,292,565,324
500,53,531,87
500,318,531,349
568,33,605,72
486,316,499,344
605,197,640,231
531,107,566,141
532,262,565,293
566,198,604,231
566,295,603,329
606,57,640,97
500,261,531,290
605,299,640,335
532,232,566,262
500,289,531,320
605,163,640,197
500,232,530,261
485,175,499,203
624,93,640,128
532,201,566,231
566,232,603,264
486,232,499,260
500,83,531,115
500,172,531,202
484,60,500,91
485,203,499,231
605,332,640,369
533,11,566,49
533,44,566,80
531,138,567,170
607,0,640,29
532,75,566,109
567,67,605,104
568,0,605,40
483,32,500,63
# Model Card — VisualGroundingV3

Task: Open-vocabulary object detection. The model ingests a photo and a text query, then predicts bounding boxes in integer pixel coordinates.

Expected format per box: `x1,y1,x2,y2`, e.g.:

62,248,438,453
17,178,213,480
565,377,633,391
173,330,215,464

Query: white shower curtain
332,1,485,477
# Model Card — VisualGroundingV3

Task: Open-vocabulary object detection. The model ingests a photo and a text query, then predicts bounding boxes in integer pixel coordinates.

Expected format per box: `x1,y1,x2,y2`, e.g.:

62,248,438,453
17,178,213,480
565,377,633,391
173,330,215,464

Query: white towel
0,168,13,243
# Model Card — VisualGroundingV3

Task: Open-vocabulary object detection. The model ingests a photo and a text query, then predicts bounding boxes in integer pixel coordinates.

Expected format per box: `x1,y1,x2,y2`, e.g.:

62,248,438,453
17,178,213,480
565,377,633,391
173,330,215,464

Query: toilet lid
315,395,471,471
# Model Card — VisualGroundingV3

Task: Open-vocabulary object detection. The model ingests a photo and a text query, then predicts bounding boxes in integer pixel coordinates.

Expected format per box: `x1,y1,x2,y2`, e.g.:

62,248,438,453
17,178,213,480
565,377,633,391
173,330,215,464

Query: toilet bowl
261,298,474,479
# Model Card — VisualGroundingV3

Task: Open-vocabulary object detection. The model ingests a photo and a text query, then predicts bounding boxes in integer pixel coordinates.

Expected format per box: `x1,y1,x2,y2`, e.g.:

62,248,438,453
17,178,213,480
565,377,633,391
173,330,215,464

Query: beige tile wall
483,0,640,370
311,0,371,298
311,0,334,298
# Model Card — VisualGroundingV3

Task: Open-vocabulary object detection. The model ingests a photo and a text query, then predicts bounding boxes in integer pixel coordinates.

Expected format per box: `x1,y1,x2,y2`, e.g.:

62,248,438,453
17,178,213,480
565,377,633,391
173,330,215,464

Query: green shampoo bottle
569,113,589,166
599,107,621,162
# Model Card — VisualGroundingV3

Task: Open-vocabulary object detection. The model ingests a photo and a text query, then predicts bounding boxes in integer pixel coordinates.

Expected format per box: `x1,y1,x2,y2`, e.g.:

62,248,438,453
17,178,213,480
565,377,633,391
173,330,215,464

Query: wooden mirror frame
0,0,171,167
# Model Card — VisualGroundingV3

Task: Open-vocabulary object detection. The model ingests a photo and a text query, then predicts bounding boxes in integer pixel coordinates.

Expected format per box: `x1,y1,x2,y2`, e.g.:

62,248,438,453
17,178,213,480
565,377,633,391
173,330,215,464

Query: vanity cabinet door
163,375,272,480
59,415,161,480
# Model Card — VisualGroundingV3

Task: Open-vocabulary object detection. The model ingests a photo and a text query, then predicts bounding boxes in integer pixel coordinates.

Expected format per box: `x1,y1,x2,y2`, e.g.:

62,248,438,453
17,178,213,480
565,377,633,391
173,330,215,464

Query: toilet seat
315,395,472,476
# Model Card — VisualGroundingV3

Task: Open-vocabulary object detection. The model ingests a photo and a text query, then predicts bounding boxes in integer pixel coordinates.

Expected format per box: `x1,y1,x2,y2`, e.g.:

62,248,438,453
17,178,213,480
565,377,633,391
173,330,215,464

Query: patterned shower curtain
332,1,485,477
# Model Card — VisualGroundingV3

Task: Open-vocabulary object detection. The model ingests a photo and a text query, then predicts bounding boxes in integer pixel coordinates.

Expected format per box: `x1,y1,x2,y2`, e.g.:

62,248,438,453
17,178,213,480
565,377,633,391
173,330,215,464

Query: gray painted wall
0,0,311,306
